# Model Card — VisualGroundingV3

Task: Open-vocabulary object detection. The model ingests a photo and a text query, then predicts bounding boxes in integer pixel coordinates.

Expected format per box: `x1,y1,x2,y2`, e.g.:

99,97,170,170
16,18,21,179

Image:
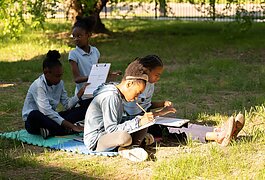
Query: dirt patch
212,48,265,63
0,83,15,88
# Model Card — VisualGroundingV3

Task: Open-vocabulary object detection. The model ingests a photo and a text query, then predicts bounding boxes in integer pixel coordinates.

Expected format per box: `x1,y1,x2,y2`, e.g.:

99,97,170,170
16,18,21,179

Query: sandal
232,113,245,139
220,116,236,147
205,116,235,146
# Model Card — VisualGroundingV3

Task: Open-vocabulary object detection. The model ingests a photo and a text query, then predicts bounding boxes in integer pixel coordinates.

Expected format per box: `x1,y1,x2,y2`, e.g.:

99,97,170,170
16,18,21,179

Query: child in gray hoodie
83,60,176,162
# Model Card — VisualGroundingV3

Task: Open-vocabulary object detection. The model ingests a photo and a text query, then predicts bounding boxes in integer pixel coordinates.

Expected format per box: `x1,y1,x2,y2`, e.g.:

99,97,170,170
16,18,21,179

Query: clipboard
84,63,111,98
129,116,190,134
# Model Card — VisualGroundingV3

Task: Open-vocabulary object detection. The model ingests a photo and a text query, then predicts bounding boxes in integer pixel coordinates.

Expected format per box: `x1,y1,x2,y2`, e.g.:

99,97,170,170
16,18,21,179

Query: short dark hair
73,16,96,33
138,55,163,71
123,60,149,82
43,50,61,70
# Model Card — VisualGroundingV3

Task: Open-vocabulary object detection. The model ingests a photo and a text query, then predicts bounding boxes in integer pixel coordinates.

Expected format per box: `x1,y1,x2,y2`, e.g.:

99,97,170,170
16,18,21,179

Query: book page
84,63,111,97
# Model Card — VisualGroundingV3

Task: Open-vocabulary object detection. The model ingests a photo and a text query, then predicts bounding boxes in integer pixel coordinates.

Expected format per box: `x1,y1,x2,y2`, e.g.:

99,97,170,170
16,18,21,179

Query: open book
129,116,190,134
84,63,111,98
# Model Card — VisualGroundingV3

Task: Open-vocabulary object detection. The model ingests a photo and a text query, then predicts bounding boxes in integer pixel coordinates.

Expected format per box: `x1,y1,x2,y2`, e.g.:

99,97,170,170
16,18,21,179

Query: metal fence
54,1,265,21
100,1,265,21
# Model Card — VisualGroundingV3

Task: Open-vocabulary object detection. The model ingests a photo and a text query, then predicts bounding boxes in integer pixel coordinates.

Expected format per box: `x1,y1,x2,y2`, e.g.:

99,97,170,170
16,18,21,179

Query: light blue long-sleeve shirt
84,83,140,150
22,74,79,125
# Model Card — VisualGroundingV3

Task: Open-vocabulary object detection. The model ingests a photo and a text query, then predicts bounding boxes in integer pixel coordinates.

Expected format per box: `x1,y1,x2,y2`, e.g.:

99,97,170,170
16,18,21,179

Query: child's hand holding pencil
136,103,155,126
139,112,154,126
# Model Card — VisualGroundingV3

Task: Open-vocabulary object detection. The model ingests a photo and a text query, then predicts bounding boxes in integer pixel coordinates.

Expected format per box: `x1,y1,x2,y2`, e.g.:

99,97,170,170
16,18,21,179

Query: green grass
0,19,265,179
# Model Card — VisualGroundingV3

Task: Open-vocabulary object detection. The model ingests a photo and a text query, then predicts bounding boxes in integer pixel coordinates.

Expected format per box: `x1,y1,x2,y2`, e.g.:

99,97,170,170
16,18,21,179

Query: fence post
104,4,107,18
155,0,158,19
210,0,216,21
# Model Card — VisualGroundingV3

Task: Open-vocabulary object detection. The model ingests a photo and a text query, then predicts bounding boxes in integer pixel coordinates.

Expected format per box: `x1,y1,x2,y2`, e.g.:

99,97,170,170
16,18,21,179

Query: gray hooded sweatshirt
84,83,140,151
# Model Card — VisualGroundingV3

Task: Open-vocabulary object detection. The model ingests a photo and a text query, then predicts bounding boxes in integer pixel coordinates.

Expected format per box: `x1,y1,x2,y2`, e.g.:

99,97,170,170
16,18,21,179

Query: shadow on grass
0,52,72,83
0,138,104,179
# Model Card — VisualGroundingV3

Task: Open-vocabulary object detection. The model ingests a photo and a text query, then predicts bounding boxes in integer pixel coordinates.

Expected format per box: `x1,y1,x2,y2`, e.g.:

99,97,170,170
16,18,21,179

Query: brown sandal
232,113,245,139
220,116,236,146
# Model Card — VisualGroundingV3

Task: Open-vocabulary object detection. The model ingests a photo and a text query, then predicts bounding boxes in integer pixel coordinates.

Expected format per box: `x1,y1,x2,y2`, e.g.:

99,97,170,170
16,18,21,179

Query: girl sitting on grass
22,50,87,139
123,55,175,139
123,55,245,146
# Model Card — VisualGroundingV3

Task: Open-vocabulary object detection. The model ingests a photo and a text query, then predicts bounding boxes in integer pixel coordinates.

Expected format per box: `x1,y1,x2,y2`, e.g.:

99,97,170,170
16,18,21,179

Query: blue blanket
0,129,118,157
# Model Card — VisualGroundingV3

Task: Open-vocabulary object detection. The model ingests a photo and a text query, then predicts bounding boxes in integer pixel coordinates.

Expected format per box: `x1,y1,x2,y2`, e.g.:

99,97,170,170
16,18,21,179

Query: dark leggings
25,98,92,136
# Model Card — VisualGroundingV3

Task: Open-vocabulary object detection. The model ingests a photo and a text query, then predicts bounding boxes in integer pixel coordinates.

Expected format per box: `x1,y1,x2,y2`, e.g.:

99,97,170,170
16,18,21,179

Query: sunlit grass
0,19,265,179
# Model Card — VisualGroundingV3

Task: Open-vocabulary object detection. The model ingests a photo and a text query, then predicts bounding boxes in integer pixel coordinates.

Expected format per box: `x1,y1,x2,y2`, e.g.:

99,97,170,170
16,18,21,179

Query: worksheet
129,116,190,134
84,63,111,97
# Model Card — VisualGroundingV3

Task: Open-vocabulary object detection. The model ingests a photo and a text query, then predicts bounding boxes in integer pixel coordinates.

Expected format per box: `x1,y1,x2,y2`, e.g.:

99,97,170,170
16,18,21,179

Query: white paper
84,63,111,97
129,116,190,134
155,116,190,127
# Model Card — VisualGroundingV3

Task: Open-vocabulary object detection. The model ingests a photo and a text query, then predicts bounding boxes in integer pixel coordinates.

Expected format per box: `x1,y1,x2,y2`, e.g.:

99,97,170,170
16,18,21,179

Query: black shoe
40,128,50,139
169,132,187,145
148,125,166,138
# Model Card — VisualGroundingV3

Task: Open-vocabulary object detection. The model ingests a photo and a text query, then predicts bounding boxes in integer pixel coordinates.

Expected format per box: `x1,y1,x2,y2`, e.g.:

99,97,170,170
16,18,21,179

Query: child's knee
118,131,132,146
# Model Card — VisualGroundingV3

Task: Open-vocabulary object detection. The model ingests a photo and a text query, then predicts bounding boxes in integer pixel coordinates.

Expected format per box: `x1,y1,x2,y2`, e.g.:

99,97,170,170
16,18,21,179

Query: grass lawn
0,19,265,179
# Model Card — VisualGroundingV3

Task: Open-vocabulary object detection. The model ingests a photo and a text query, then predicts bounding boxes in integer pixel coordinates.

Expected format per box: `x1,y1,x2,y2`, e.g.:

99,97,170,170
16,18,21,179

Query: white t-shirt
124,82,155,116
68,45,100,95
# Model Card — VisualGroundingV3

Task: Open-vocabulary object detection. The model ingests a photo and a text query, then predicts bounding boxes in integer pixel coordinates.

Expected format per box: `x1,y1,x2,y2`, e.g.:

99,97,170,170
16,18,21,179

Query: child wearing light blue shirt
124,55,175,138
124,55,244,146
69,45,100,95
22,50,87,139
68,16,121,105
68,16,100,112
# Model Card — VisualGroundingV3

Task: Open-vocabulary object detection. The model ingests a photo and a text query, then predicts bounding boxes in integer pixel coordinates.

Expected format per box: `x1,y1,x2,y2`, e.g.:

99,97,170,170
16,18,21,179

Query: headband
125,74,148,82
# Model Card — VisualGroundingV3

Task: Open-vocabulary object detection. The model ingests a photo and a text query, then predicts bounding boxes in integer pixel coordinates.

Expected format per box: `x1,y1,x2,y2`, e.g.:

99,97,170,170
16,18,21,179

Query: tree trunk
159,0,167,17
66,0,109,33
90,0,110,33
65,0,83,21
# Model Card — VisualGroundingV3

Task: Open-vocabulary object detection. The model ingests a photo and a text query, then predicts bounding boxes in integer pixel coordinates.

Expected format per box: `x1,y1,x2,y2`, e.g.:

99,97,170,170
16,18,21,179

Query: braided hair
123,59,149,82
138,55,163,71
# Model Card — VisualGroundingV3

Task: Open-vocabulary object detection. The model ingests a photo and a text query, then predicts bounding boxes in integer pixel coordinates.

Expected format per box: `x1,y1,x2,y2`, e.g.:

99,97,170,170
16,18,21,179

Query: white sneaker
40,128,50,139
118,146,148,162
74,121,84,127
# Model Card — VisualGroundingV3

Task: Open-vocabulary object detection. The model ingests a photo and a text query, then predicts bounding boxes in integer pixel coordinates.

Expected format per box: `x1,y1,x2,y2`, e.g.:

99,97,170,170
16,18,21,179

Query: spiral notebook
84,63,111,98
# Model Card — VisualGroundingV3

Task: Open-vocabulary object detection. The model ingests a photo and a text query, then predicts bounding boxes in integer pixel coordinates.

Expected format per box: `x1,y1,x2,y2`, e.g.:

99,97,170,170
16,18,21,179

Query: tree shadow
0,138,106,179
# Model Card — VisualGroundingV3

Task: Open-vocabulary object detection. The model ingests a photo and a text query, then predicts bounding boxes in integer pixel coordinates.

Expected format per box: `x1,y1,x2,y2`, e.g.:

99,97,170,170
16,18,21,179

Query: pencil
136,102,147,114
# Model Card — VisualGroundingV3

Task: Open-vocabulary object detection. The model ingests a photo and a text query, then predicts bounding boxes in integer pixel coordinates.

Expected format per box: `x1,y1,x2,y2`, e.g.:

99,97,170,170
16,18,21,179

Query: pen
136,102,147,114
